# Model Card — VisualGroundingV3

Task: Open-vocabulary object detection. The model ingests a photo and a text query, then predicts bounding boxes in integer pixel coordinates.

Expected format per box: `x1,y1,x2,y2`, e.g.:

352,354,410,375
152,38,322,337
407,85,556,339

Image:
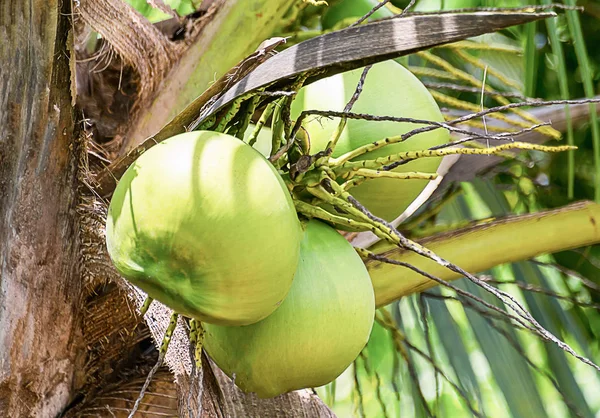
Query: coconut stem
249,102,276,147
344,169,438,181
339,170,438,192
189,319,205,370
233,94,262,140
269,73,312,165
195,114,217,131
271,96,288,156
140,296,153,316
335,142,575,172
128,312,179,418
294,199,371,232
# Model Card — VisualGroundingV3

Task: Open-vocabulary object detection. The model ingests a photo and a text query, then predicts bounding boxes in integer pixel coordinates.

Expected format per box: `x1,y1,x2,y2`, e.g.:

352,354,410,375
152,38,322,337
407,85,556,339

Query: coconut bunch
105,57,572,399
99,0,582,403
105,58,458,398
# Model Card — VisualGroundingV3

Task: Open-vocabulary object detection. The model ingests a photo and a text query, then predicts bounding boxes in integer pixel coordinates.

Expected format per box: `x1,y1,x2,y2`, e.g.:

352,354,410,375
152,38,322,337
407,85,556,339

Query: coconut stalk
366,201,600,307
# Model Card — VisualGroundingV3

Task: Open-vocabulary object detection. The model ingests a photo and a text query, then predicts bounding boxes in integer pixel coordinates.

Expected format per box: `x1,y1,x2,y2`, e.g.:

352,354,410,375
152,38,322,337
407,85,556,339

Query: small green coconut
204,219,375,398
106,131,302,326
293,60,449,221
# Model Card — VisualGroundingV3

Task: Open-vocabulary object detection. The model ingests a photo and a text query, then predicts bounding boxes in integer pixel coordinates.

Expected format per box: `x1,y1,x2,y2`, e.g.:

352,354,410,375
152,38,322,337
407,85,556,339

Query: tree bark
0,1,85,416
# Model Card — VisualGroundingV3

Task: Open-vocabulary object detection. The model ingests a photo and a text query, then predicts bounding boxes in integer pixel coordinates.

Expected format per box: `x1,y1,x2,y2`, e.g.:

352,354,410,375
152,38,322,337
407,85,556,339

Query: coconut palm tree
1,1,598,417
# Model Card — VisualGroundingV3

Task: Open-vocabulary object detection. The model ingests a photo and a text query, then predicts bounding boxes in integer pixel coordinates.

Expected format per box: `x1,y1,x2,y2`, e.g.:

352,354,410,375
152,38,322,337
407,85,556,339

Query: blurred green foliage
125,0,199,23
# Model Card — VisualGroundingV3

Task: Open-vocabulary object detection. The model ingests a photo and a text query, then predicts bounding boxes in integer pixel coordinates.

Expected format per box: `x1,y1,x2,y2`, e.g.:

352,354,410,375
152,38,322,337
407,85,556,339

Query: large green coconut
204,219,375,398
106,131,302,326
293,60,449,221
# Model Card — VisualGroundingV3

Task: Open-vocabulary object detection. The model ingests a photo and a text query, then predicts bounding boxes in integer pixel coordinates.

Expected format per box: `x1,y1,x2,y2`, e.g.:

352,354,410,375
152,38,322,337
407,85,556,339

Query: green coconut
106,131,302,326
293,60,449,221
204,219,375,398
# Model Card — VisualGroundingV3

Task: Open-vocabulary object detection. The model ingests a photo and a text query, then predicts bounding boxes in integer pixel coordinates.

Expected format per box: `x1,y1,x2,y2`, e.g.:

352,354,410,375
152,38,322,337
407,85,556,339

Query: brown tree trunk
0,1,85,416
1,3,334,416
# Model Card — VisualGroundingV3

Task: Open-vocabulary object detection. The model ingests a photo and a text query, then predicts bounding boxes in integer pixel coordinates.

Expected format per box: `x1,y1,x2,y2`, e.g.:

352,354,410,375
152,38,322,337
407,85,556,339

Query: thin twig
529,259,600,294
400,0,418,16
428,122,550,151
476,313,586,418
480,278,600,309
256,90,296,97
127,353,166,418
295,97,600,143
350,0,392,27
361,250,538,333
422,292,530,331
128,313,178,418
293,109,505,142
345,66,372,112
347,195,600,373
334,65,373,153
423,81,528,100
362,238,600,373
423,290,584,418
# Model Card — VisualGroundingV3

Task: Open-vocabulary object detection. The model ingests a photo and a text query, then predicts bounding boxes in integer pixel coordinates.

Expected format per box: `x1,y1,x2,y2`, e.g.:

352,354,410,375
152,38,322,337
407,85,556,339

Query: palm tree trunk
0,1,84,416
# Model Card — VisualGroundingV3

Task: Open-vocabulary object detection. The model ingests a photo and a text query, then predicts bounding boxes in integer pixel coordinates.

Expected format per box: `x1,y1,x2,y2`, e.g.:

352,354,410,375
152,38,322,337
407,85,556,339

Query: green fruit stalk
106,131,302,326
204,219,375,398
293,60,449,221
243,124,272,158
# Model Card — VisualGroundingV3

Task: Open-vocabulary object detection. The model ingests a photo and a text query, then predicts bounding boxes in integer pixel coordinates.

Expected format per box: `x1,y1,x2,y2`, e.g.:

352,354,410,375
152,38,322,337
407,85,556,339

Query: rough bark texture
211,365,337,418
0,1,84,416
77,0,177,102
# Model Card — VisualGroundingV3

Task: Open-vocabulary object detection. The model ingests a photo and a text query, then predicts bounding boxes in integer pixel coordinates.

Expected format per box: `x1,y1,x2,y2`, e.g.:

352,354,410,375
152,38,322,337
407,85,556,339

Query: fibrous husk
74,0,222,154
